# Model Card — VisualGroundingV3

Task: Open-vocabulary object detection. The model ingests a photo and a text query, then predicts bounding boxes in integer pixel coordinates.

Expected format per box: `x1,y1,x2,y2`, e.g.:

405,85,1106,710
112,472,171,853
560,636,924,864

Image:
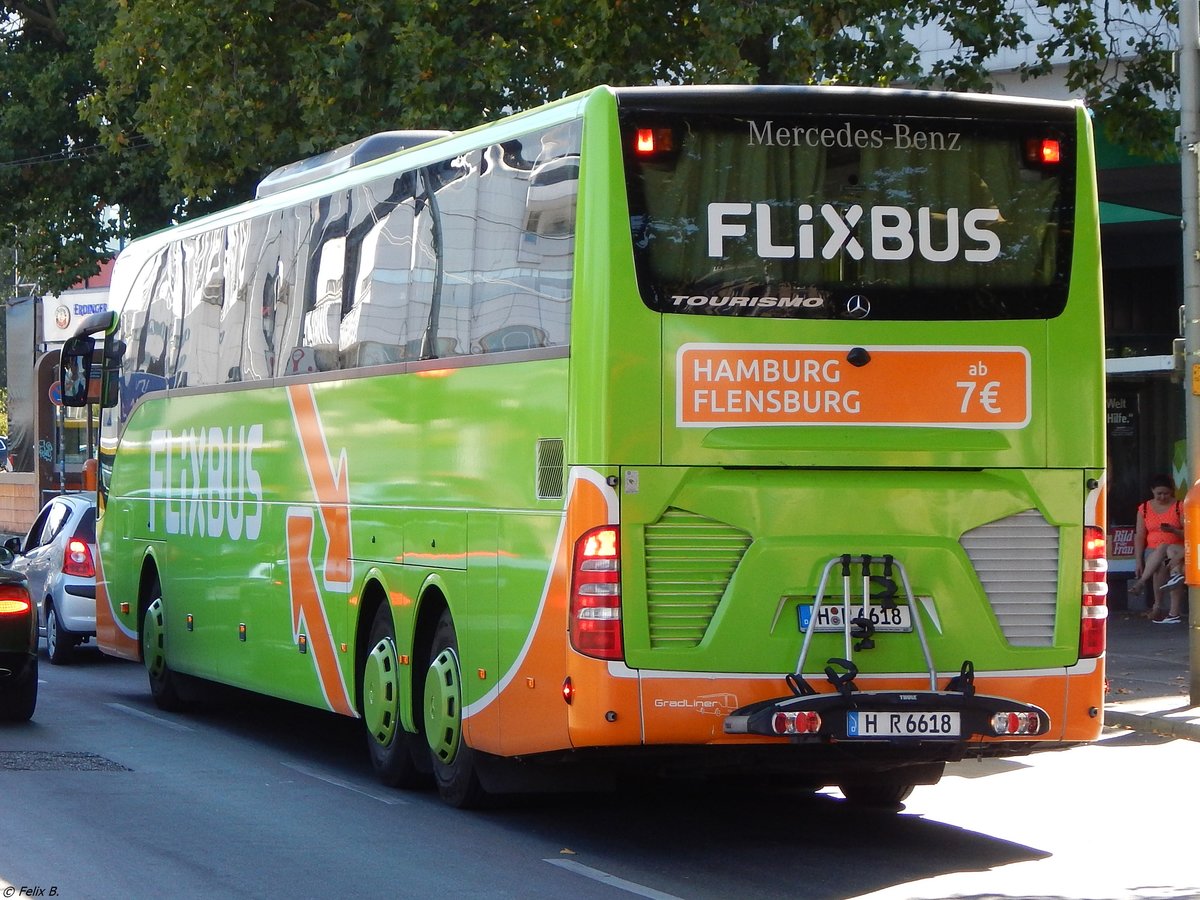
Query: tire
837,779,916,807
46,603,74,665
142,592,188,712
363,604,429,788
424,609,486,808
0,655,38,722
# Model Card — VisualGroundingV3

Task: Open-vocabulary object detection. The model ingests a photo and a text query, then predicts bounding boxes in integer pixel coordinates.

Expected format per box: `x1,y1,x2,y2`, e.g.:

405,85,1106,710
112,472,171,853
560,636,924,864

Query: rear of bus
567,86,1105,795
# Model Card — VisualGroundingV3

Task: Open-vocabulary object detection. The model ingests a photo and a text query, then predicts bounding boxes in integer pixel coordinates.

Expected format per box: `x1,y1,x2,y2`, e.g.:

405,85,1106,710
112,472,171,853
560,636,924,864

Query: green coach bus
62,84,1107,808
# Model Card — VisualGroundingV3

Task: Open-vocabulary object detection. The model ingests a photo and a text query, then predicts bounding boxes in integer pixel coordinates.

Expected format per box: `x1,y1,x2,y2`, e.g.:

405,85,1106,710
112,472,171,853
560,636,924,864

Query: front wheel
142,594,188,712
363,604,429,788
424,609,486,808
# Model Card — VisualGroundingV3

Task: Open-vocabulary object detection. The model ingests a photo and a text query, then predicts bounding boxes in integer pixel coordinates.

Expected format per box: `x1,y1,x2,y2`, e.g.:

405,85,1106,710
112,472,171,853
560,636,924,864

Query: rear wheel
363,604,428,788
837,779,915,807
424,609,485,808
0,655,37,722
142,592,188,712
46,604,74,665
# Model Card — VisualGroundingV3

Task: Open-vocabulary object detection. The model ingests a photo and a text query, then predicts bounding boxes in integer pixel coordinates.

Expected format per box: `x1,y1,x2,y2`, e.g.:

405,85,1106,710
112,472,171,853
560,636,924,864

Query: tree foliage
0,0,1182,292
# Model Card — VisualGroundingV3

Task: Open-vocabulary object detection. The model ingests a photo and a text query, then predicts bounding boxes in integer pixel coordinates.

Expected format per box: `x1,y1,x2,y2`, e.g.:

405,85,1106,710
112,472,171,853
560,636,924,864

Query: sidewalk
1103,609,1200,742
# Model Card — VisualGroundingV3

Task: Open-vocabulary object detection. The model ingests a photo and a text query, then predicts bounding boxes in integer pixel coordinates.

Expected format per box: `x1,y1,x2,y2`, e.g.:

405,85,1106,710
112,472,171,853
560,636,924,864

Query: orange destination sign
677,343,1031,429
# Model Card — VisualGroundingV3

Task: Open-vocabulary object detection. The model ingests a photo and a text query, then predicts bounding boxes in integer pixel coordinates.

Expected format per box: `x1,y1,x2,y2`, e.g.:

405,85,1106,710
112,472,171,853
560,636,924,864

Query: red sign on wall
1109,526,1135,560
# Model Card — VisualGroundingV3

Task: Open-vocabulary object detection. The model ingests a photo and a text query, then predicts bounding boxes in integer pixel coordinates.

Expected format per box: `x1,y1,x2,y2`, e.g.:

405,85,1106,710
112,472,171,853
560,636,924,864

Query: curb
1105,708,1200,742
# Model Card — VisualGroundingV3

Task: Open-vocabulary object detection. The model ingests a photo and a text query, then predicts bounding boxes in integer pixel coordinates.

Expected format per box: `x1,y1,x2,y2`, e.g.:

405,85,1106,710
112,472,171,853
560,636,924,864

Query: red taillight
634,128,675,156
1080,525,1108,658
63,536,95,578
569,525,623,660
990,710,1041,735
771,710,822,735
0,584,32,616
1025,137,1062,166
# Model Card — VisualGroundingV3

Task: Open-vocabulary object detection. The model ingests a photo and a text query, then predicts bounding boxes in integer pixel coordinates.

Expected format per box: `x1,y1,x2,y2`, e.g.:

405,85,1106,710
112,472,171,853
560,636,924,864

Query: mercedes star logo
846,295,871,319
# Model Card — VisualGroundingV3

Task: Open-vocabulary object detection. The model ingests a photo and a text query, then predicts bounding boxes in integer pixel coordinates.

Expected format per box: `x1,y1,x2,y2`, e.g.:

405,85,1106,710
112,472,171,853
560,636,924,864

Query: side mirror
3,537,21,556
61,335,96,408
0,547,13,568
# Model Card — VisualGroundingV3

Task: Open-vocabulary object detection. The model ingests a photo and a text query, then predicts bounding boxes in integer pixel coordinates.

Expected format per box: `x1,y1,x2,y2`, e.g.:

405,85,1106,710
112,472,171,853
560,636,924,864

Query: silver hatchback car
6,494,97,664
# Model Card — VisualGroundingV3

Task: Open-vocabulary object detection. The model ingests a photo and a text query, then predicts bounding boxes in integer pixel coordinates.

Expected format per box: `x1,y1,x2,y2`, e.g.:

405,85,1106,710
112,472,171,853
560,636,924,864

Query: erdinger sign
42,293,110,343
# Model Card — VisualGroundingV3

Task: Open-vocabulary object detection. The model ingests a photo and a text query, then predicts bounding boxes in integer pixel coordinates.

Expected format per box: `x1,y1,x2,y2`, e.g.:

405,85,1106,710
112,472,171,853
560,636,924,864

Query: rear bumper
724,688,1049,741
55,579,97,635
0,649,37,680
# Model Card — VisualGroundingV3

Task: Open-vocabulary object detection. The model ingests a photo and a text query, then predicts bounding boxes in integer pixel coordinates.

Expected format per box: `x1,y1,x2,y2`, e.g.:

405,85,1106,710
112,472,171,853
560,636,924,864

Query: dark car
0,546,37,721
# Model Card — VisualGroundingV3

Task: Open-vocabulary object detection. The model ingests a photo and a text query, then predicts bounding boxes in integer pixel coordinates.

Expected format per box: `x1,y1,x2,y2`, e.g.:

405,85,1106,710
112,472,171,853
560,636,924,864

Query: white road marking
544,859,685,900
280,761,406,804
107,702,194,732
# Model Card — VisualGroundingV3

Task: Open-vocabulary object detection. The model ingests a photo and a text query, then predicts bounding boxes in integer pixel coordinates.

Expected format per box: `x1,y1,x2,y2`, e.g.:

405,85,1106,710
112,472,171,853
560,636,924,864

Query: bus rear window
622,112,1075,321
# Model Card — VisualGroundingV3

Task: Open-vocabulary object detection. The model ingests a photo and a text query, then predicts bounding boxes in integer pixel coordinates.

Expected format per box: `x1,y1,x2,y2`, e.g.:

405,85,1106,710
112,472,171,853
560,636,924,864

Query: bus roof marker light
1026,137,1061,167
634,128,674,156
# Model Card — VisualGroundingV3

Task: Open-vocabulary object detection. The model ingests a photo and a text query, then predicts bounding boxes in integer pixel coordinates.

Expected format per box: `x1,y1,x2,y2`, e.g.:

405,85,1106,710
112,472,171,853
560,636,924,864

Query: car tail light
569,525,623,660
0,584,32,615
1080,525,1108,658
63,536,96,578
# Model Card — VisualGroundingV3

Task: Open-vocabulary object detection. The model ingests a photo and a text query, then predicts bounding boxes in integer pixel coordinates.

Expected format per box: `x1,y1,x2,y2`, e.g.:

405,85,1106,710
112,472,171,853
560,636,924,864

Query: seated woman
1129,474,1186,624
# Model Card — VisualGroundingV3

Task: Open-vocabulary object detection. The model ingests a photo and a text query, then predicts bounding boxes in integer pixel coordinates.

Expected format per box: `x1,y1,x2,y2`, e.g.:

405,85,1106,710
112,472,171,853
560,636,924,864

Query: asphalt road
1,647,1196,900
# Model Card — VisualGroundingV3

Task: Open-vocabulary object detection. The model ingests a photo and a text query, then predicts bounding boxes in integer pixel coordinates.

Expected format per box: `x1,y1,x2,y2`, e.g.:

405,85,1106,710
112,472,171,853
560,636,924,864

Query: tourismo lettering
669,294,825,310
148,424,265,539
707,202,1001,263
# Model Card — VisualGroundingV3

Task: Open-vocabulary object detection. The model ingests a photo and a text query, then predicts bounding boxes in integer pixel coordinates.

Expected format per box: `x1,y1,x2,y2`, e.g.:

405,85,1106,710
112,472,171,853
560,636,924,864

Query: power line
0,138,152,171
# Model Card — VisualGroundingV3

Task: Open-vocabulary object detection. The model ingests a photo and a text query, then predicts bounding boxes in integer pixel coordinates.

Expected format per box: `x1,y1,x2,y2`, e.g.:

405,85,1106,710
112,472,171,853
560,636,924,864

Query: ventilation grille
960,509,1060,647
535,438,565,500
644,508,752,649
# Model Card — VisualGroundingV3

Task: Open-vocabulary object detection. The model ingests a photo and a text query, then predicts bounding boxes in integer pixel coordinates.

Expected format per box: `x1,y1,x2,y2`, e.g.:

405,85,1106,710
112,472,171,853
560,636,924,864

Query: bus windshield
623,110,1075,321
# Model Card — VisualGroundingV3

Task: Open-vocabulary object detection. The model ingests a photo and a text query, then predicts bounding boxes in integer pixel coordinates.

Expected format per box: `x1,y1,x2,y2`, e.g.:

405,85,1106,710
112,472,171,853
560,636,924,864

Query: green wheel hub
363,635,400,747
143,598,166,679
425,647,462,765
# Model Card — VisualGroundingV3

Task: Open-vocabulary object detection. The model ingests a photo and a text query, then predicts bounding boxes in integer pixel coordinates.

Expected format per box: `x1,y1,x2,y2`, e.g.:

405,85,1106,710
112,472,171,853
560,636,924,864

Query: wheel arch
136,549,163,663
353,574,390,715
353,570,451,736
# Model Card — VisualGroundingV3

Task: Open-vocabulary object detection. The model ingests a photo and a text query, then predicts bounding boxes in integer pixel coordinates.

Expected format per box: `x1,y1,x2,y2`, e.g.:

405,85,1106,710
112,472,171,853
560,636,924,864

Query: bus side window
469,124,579,356
299,192,350,372
340,173,416,367
175,228,225,388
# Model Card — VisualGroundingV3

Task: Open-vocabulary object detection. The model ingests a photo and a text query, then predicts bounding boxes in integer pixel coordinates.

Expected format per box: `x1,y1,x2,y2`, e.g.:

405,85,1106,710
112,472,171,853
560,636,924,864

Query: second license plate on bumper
847,710,961,739
798,604,912,632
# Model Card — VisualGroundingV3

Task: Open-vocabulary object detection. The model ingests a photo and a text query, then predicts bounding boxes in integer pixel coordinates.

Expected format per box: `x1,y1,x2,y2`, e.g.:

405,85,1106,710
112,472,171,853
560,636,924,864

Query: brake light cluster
771,710,821,735
0,584,32,616
569,526,623,660
1080,525,1108,659
634,128,675,156
63,536,95,578
991,711,1040,735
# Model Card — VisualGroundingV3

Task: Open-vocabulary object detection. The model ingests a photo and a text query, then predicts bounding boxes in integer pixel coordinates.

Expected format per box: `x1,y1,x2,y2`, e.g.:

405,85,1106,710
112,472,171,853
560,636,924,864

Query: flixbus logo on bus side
148,425,265,539
707,202,1001,264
